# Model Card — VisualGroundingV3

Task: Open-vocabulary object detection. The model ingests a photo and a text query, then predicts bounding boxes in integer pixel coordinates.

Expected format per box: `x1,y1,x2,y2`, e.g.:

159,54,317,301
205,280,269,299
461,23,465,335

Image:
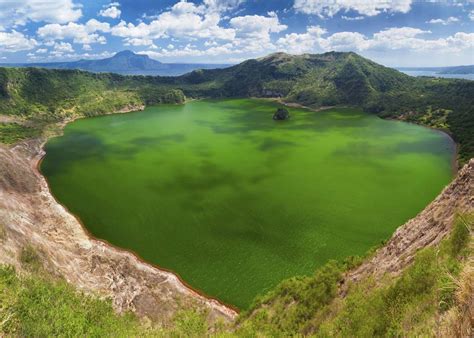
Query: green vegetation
2,215,470,336
1,52,473,161
0,224,5,242
238,214,473,336
0,265,149,336
0,264,211,336
0,123,40,144
0,67,186,149
19,246,42,273
168,52,474,161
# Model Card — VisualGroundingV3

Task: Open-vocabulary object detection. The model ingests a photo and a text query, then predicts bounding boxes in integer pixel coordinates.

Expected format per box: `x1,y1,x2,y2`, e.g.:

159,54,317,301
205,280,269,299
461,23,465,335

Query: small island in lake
273,108,290,120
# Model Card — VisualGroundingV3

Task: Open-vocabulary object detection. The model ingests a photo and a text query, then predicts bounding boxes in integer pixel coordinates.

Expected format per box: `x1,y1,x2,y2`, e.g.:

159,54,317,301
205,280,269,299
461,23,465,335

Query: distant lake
399,70,474,80
41,99,455,308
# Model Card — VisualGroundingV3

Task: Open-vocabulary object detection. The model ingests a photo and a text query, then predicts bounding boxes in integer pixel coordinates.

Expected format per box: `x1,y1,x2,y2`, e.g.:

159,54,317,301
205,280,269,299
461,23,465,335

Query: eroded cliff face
344,158,473,288
0,138,237,325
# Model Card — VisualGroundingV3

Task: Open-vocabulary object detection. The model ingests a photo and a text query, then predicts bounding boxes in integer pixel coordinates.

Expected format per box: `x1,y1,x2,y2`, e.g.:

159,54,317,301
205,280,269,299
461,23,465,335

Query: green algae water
41,99,454,309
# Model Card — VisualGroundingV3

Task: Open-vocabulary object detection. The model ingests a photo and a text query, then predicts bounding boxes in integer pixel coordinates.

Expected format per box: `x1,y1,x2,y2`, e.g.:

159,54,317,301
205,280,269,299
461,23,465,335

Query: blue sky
0,0,473,66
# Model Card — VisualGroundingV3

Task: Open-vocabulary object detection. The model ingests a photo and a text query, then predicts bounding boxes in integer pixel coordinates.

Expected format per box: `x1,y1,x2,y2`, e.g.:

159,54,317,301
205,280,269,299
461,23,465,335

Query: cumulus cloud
37,19,110,44
203,0,246,13
341,15,365,21
124,37,156,47
0,30,37,52
468,10,474,21
293,0,412,17
0,0,82,28
53,41,74,53
277,25,473,54
230,12,287,40
111,1,235,42
427,17,459,25
99,2,121,19
276,26,327,54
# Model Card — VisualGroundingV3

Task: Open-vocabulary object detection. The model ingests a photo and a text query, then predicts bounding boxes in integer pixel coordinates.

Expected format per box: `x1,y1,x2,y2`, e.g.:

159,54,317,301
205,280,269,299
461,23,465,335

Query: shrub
449,215,471,257
174,309,208,337
19,246,41,272
0,224,6,241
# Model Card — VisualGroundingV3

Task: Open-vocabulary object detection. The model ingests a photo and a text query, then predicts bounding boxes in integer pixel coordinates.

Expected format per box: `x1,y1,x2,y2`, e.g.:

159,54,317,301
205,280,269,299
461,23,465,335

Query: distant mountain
1,50,231,76
398,65,474,75
438,65,474,75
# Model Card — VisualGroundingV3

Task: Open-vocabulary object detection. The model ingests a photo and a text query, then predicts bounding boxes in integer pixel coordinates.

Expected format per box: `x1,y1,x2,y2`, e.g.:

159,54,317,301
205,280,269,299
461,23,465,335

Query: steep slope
0,67,184,118
175,52,413,102
172,52,474,162
236,160,473,336
0,137,236,326
1,51,473,159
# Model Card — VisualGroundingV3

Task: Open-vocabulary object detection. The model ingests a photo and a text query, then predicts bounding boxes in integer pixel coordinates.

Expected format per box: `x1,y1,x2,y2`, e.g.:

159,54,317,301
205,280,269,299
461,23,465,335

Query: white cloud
368,27,433,51
33,50,114,61
322,31,369,51
341,15,365,21
203,0,246,13
277,25,473,54
0,30,37,52
446,32,474,51
37,19,110,44
36,48,47,53
427,17,459,25
468,10,474,21
53,41,74,53
99,3,121,19
124,37,156,47
111,1,235,41
293,0,412,17
0,0,82,28
277,26,327,54
230,12,287,40
226,11,287,53
109,1,286,59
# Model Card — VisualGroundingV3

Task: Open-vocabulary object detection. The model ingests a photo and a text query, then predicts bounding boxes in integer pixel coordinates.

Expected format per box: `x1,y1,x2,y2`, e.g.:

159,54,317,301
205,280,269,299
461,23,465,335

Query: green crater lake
41,99,454,309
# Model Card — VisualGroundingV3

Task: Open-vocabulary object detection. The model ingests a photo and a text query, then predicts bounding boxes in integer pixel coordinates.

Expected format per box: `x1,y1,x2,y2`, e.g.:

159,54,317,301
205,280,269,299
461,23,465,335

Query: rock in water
273,108,290,120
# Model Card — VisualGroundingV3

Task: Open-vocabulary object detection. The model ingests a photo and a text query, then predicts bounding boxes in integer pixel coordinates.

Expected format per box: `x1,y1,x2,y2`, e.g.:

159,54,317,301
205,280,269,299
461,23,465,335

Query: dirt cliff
344,158,473,288
0,137,237,326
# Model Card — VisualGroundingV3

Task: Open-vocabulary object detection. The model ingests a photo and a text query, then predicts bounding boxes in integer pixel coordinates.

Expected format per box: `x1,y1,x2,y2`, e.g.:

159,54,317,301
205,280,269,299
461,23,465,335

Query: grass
237,213,473,337
0,224,5,242
0,265,147,336
0,265,210,336
0,214,471,336
0,123,40,144
19,246,42,273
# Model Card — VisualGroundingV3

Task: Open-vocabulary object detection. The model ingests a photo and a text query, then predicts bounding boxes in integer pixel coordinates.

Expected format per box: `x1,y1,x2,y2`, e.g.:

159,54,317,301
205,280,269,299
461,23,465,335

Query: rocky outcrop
343,158,473,288
273,108,290,120
0,138,236,325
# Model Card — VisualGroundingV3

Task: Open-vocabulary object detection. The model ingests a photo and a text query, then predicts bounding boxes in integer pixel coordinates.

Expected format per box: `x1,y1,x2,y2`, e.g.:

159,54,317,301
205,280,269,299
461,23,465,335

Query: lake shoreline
37,104,241,313
0,104,238,325
1,97,460,320
264,97,459,175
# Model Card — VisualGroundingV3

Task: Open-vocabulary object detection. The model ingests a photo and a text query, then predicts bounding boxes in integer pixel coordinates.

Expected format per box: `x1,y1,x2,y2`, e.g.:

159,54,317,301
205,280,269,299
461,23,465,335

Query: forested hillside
1,51,473,161
169,52,474,162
